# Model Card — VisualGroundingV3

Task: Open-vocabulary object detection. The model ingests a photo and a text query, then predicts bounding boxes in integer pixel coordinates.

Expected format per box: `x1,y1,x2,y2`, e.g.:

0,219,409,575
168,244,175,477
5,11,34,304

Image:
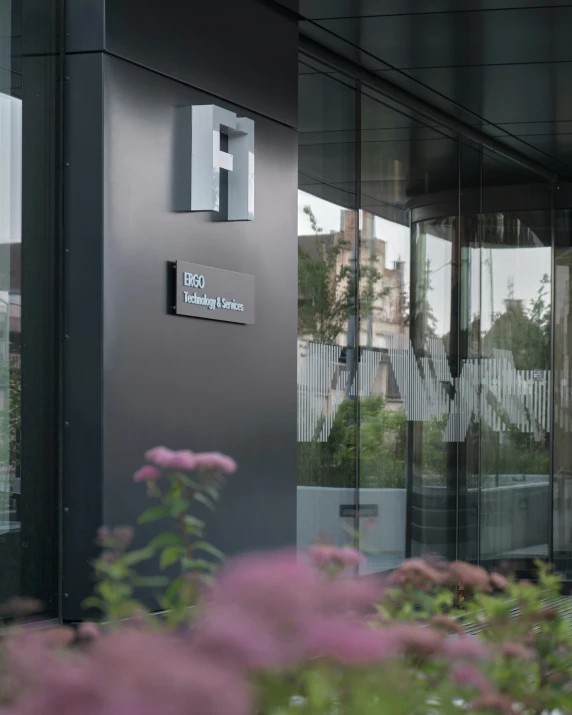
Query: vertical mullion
354,79,362,547
477,146,483,566
549,182,556,564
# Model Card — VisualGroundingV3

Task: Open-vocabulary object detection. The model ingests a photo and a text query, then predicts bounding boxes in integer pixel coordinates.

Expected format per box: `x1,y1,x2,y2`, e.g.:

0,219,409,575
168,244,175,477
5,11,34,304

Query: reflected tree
298,205,388,344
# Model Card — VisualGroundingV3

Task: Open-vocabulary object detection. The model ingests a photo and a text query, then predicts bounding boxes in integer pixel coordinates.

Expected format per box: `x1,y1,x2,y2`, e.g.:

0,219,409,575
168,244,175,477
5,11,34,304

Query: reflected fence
297,336,560,566
298,337,551,443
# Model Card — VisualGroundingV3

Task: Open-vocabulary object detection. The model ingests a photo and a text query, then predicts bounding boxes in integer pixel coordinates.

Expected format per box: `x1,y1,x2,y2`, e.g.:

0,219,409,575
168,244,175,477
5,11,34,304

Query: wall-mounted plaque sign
339,504,379,519
174,260,255,325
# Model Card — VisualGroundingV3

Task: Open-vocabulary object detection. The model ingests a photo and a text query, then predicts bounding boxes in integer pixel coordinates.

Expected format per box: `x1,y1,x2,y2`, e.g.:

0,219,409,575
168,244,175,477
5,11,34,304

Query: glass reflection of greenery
298,394,407,489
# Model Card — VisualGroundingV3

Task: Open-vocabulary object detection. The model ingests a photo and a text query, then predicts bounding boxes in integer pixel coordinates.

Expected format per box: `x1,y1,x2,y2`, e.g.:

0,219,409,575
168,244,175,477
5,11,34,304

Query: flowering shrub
0,447,571,715
85,447,236,626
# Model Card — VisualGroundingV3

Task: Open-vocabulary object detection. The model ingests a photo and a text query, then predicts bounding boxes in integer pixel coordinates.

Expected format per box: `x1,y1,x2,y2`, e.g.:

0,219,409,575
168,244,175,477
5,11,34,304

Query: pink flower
133,465,161,482
141,446,237,474
169,450,197,471
451,663,492,694
384,624,444,657
209,550,316,624
470,694,516,714
390,558,448,588
490,572,509,590
3,628,253,715
193,606,290,669
92,630,253,715
318,575,382,617
304,619,399,664
501,641,532,660
442,635,490,660
144,446,176,468
193,452,237,474
448,561,492,592
76,622,100,640
308,545,365,569
112,526,134,547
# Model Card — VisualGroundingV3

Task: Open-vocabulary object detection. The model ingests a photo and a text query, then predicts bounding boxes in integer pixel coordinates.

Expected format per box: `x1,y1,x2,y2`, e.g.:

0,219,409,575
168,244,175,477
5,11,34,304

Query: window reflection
357,211,409,573
553,210,572,577
479,212,551,568
297,60,358,554
0,24,22,598
408,218,456,561
298,53,555,577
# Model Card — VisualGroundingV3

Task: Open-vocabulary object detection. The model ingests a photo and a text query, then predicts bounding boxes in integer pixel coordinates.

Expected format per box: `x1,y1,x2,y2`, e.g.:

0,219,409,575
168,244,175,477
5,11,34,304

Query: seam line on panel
456,136,461,563
57,0,66,624
354,79,361,551
299,37,561,181
307,4,572,21
64,49,298,131
477,146,483,566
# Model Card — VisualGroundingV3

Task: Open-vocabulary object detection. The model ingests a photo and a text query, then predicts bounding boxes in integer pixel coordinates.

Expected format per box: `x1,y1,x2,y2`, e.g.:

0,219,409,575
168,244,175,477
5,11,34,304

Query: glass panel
0,0,59,609
297,60,358,552
409,216,458,561
458,139,483,564
554,210,572,577
298,54,555,577
479,152,551,571
0,0,23,600
357,209,409,573
359,87,460,566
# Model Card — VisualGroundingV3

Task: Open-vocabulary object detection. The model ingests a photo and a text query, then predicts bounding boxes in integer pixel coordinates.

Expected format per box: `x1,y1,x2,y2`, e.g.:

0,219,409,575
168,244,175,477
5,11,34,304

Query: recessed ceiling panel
293,0,572,177
276,0,572,20
389,63,572,127
315,7,572,69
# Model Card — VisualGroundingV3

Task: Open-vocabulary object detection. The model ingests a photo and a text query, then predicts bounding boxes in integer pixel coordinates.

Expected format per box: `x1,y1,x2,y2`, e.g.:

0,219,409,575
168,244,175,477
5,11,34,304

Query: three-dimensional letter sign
190,105,254,221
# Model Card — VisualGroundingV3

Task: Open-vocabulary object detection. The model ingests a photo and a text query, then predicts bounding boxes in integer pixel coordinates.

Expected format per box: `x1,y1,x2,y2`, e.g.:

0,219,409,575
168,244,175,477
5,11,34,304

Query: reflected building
296,58,561,580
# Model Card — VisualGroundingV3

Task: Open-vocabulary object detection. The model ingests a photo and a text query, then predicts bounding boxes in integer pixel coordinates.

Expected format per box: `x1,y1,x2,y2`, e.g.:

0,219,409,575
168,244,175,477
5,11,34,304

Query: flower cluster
1,446,570,715
134,447,236,481
3,547,571,715
308,544,366,570
389,557,509,594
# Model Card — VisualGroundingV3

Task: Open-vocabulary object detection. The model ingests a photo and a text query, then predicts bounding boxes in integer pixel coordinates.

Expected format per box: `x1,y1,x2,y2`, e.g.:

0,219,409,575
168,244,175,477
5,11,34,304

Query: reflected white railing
0,93,22,533
297,336,550,443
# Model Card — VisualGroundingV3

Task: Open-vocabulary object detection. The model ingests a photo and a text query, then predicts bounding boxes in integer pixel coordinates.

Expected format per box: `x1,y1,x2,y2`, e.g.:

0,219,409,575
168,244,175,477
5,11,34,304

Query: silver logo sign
190,105,254,221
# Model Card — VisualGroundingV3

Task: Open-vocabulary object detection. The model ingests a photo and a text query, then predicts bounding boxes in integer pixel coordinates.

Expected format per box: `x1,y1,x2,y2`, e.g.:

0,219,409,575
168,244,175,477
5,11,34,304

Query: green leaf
194,492,215,511
182,557,216,572
123,547,154,566
148,532,183,549
165,576,189,602
160,545,185,569
97,580,133,602
305,670,333,709
133,576,169,588
82,596,102,610
203,485,220,502
99,561,128,580
169,498,188,517
184,515,205,534
177,474,200,490
191,541,224,561
138,506,170,523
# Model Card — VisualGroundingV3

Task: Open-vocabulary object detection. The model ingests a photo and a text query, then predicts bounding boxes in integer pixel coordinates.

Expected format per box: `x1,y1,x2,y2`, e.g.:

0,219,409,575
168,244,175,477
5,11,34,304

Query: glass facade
0,0,60,610
297,54,562,577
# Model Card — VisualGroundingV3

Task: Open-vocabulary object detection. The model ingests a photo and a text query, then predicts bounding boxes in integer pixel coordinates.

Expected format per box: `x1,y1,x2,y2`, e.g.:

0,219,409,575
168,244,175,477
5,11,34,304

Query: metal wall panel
100,55,298,592
62,53,105,619
62,28,298,616
66,0,298,129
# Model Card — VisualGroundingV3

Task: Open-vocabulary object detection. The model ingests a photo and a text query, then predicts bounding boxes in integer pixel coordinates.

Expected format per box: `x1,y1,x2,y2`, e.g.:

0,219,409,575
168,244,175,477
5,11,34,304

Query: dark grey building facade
4,0,572,621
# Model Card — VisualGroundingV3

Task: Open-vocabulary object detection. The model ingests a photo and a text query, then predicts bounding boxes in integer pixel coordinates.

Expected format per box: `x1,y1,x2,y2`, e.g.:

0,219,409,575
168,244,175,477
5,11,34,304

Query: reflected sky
299,190,551,339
